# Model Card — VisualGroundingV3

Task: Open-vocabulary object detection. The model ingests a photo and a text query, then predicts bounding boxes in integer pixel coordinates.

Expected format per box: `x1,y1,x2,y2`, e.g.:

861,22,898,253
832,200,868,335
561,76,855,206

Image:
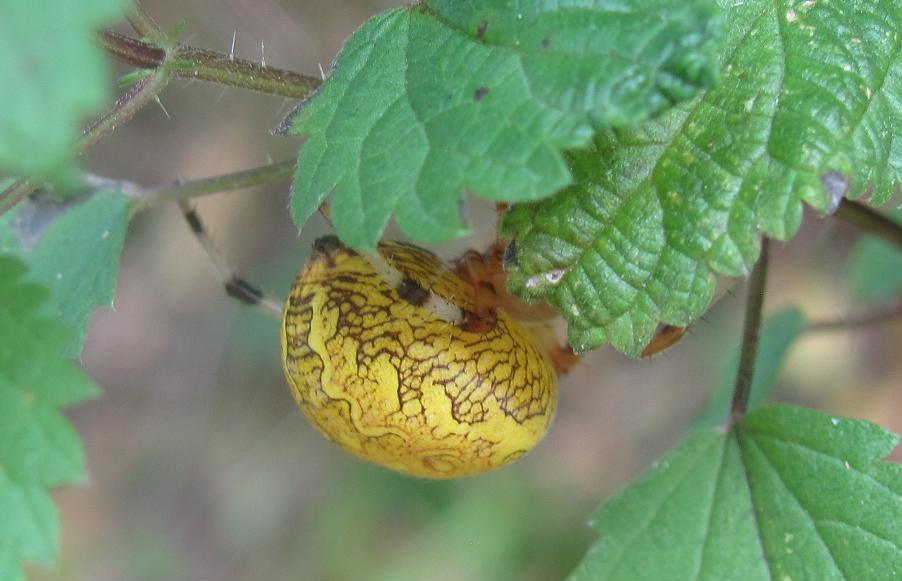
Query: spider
179,200,681,478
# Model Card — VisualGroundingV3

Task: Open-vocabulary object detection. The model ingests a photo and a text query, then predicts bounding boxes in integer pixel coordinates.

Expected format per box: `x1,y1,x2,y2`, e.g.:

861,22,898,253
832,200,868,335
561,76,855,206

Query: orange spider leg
453,203,578,374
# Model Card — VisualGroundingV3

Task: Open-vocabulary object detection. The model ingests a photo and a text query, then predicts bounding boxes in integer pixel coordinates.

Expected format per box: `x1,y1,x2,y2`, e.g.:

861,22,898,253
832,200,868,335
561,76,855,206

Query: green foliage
0,256,99,581
693,308,807,429
571,405,902,581
0,0,125,180
304,467,587,581
848,207,902,302
503,0,902,355
0,191,134,356
289,0,722,249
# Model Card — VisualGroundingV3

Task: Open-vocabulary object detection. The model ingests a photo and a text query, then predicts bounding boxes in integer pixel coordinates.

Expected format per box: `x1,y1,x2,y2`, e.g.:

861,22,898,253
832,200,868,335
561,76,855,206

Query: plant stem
99,30,166,68
125,0,164,40
729,238,770,427
807,301,902,333
0,180,36,216
100,30,321,100
834,198,902,251
81,66,173,150
0,66,173,217
132,159,296,210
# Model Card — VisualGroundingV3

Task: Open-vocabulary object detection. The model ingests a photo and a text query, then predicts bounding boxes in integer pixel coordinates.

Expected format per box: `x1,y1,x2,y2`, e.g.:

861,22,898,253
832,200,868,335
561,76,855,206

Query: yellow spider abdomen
280,236,557,478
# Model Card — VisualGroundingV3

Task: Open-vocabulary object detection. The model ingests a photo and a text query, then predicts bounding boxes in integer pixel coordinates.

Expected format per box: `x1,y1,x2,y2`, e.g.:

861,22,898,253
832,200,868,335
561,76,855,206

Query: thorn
230,29,238,61
318,62,326,80
154,95,171,119
261,40,267,68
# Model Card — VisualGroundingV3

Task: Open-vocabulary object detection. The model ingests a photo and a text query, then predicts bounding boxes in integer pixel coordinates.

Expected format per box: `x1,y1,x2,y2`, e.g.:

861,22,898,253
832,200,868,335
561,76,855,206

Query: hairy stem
125,0,164,39
132,159,296,210
834,198,902,251
729,238,770,427
0,66,173,216
80,66,173,151
100,30,321,99
99,30,166,68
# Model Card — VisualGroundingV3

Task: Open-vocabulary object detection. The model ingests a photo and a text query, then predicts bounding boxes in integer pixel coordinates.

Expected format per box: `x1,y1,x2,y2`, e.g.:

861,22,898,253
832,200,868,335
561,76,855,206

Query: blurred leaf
0,191,134,355
369,478,558,581
848,207,902,302
0,256,99,581
571,405,902,581
693,308,806,430
304,466,587,581
504,0,902,355
0,0,126,180
289,0,722,249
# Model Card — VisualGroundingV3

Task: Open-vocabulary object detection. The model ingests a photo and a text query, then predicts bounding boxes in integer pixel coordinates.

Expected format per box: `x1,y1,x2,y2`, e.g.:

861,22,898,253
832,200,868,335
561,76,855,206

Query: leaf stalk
729,238,770,427
834,199,902,251
131,159,296,210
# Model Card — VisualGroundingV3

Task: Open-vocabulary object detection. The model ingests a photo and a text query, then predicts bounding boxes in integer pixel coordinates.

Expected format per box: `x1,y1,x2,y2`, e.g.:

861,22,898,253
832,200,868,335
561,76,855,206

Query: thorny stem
0,13,321,215
807,301,902,333
100,30,321,99
131,159,296,210
834,198,902,251
80,66,173,151
0,66,174,217
729,238,770,427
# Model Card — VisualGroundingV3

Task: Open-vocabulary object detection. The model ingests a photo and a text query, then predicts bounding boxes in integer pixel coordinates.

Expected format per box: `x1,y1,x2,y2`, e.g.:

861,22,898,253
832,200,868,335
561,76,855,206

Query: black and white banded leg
179,200,283,319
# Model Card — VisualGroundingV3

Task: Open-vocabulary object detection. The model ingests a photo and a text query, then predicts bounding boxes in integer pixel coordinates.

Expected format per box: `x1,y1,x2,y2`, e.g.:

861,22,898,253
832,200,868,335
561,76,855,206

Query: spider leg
178,200,283,319
524,321,579,375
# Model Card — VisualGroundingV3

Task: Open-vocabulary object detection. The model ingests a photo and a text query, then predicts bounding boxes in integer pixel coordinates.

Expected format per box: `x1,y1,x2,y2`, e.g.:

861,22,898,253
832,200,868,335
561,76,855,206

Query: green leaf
0,256,99,581
0,191,134,355
848,207,902,302
570,405,902,581
289,0,722,249
504,0,902,355
693,307,807,430
0,0,126,180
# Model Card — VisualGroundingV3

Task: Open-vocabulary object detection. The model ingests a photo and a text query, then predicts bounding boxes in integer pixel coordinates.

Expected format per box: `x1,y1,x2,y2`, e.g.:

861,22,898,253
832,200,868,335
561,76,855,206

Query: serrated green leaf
0,255,99,581
693,307,807,430
571,404,902,581
289,0,722,249
848,207,902,302
0,191,134,355
504,0,902,355
0,0,126,181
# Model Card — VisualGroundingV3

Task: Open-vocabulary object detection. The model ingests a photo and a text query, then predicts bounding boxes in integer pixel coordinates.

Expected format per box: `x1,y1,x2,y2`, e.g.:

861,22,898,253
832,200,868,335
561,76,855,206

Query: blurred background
32,1,902,579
